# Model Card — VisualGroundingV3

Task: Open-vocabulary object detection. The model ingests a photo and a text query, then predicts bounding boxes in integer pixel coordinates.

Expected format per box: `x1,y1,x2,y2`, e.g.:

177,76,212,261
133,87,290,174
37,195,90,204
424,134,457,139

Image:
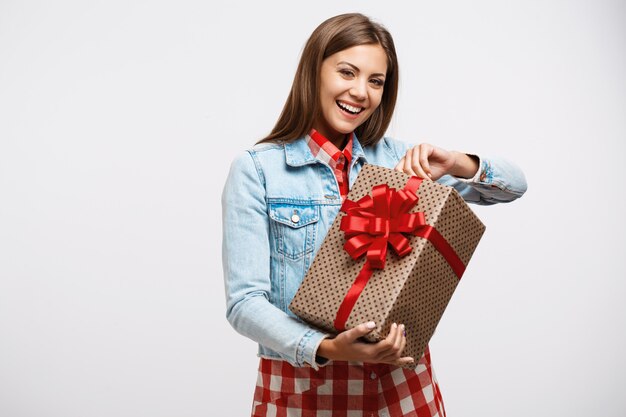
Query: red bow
340,183,426,269
333,176,466,331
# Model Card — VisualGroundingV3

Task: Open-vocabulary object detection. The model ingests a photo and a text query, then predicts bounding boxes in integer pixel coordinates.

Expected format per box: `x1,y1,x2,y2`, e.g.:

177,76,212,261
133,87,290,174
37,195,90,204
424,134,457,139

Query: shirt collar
307,129,352,165
284,131,367,167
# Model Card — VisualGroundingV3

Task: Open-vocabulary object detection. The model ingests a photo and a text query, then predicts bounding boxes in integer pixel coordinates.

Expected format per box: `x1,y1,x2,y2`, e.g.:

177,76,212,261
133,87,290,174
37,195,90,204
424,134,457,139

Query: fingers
396,145,433,180
403,148,418,176
418,145,433,179
365,323,406,363
341,321,377,343
335,322,414,365
412,144,432,180
394,156,406,172
396,324,406,353
392,323,404,352
383,323,404,357
393,356,415,366
378,323,409,363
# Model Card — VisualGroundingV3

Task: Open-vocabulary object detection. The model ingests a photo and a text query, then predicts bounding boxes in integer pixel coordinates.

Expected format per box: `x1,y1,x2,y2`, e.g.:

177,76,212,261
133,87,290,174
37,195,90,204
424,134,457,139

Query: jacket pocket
268,202,319,260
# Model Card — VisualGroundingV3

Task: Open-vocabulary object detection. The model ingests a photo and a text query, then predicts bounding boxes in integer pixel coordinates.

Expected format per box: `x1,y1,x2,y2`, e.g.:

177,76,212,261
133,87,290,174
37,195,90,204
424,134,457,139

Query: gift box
289,164,486,368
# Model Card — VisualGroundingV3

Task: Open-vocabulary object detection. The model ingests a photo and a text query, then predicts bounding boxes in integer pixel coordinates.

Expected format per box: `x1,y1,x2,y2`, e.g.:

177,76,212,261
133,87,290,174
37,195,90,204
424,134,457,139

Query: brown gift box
289,164,486,368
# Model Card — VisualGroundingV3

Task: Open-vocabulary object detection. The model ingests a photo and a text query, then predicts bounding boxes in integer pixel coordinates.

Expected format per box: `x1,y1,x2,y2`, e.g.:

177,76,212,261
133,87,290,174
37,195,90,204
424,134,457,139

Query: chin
331,121,359,135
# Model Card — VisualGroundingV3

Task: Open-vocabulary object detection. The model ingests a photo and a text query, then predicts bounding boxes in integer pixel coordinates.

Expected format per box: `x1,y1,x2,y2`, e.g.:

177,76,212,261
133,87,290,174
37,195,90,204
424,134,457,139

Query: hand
317,322,414,366
394,143,479,181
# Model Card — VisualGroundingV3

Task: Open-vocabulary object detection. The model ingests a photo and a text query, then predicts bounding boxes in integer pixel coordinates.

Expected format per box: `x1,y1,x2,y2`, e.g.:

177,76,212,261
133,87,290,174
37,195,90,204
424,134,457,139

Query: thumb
342,321,376,342
394,157,405,172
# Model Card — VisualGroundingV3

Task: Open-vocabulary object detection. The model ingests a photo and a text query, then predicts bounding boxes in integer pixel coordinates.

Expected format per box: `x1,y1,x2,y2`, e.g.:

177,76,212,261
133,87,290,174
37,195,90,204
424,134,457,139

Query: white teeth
337,101,363,114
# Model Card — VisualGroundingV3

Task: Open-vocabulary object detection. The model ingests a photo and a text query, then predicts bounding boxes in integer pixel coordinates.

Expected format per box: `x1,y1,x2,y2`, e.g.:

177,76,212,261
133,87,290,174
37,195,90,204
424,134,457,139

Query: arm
388,139,528,205
222,152,328,368
223,151,412,367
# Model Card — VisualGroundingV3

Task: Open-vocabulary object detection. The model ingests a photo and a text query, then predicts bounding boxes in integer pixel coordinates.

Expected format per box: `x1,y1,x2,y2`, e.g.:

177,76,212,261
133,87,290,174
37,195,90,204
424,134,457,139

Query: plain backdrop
1,0,625,416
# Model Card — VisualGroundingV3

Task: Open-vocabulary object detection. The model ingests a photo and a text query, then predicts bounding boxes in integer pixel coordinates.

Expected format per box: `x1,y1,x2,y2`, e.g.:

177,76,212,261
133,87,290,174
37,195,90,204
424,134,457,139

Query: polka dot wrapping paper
289,164,486,369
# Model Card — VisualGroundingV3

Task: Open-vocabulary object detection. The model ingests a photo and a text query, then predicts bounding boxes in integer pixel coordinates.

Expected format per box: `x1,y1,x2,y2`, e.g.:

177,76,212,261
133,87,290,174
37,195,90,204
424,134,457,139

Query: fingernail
366,321,376,329
392,323,397,329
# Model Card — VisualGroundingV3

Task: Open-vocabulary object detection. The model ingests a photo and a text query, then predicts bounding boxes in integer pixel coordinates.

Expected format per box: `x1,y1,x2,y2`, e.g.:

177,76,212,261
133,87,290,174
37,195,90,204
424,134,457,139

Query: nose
349,79,367,101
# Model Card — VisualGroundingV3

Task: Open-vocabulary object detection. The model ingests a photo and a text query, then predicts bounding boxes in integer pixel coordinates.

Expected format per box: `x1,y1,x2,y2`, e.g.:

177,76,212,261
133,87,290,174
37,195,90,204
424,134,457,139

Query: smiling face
314,43,388,146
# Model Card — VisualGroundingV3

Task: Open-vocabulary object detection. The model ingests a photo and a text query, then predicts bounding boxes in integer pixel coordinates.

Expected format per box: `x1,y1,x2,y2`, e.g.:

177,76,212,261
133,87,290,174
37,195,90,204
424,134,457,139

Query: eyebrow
337,61,386,78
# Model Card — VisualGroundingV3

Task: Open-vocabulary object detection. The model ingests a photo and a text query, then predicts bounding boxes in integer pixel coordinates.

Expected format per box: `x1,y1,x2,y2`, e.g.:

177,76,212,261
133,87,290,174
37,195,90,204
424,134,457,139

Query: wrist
450,151,479,179
317,338,337,361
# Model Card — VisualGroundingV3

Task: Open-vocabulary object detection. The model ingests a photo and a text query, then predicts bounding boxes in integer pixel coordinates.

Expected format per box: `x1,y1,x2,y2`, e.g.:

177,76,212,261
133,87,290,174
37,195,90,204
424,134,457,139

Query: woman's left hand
394,143,479,181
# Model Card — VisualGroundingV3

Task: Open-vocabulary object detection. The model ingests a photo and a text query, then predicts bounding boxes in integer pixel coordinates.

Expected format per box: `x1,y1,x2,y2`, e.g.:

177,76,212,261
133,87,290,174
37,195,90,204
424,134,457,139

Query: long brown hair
258,13,399,147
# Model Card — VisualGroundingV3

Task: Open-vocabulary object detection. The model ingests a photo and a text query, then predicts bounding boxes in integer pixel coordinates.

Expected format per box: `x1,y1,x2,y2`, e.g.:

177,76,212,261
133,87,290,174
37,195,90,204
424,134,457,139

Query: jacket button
291,214,300,223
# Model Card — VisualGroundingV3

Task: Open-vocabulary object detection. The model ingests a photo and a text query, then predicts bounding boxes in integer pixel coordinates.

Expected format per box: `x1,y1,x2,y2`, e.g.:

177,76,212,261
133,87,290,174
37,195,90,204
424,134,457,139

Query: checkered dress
252,346,445,417
251,131,446,417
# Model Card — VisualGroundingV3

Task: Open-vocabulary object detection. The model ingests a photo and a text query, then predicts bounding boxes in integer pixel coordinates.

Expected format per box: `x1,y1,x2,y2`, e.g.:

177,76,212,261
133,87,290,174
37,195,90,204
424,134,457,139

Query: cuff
314,335,332,368
454,154,494,185
296,329,330,371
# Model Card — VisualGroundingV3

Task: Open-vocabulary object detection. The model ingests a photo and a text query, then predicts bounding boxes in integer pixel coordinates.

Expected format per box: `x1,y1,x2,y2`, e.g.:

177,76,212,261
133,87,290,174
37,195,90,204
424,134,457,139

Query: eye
369,78,385,88
339,69,355,77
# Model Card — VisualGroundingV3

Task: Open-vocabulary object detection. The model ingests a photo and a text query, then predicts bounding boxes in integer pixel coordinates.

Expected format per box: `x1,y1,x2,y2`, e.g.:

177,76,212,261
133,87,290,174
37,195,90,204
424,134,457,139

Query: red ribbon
333,176,466,331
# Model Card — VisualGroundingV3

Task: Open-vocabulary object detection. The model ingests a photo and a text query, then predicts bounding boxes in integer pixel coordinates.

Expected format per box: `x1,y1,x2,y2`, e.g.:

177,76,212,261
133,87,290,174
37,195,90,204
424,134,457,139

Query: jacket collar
284,134,367,167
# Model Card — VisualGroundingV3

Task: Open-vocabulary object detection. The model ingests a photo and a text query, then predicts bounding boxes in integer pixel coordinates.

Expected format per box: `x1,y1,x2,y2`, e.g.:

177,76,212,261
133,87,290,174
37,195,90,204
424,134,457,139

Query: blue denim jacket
222,136,527,369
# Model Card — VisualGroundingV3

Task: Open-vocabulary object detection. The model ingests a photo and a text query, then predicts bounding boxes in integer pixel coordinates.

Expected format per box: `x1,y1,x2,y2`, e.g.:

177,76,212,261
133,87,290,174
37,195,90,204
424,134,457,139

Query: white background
1,1,625,416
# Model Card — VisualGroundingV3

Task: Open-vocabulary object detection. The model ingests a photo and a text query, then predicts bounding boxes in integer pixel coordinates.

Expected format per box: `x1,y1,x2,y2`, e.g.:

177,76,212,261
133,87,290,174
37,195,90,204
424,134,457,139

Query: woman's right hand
316,322,414,366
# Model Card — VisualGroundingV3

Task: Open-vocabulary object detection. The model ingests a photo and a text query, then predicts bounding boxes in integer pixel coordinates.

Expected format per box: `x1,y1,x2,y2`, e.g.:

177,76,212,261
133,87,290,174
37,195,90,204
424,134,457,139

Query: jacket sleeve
383,137,528,205
221,151,328,369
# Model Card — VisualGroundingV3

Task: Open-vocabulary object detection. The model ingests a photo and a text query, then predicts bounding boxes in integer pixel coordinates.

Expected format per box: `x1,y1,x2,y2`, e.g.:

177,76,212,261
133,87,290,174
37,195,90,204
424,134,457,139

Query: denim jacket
222,136,527,369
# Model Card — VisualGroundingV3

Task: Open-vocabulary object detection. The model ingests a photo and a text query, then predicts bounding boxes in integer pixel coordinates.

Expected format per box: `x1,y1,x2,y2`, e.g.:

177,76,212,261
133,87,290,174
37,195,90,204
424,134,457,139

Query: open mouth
336,101,365,115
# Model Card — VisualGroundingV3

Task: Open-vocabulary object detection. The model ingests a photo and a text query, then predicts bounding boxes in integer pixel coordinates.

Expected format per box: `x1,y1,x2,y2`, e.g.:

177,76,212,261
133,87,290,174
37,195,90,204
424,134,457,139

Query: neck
315,129,348,149
331,134,348,149
311,121,349,149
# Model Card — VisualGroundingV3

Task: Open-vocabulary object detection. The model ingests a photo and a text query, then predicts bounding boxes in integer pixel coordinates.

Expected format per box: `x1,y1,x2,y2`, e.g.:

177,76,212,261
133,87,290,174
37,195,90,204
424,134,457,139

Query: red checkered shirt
305,129,353,200
251,131,447,417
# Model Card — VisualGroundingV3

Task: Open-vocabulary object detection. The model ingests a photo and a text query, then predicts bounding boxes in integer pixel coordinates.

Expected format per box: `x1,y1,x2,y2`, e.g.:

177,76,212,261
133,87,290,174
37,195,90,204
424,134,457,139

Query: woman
222,13,527,417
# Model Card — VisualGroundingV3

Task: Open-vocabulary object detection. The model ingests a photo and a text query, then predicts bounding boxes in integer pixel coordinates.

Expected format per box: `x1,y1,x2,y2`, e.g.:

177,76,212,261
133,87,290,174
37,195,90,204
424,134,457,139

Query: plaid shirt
305,129,353,200
250,131,447,417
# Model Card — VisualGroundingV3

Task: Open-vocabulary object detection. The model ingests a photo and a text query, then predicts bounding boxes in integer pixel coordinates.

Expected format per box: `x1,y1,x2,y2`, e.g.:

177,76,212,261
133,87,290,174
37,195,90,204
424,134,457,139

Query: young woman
222,13,527,417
